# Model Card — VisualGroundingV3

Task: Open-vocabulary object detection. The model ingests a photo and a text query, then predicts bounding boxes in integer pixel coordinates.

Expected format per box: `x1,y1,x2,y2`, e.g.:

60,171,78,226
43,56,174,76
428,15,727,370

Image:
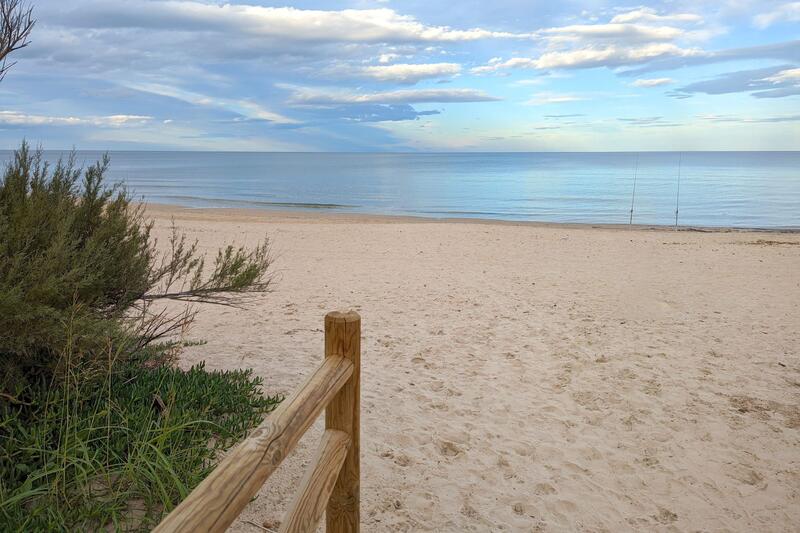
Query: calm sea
2,151,798,229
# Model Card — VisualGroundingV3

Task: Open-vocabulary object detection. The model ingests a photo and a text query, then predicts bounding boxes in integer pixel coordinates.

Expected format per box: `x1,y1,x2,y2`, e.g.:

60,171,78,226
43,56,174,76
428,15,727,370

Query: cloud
21,1,544,91
298,104,440,122
524,92,584,105
58,2,532,43
358,63,461,83
0,111,152,127
632,77,674,87
475,44,701,72
8,0,798,151
126,83,300,124
542,23,684,42
378,53,401,64
619,40,800,75
611,8,703,25
536,43,700,69
763,67,800,85
618,116,681,127
754,2,800,29
698,113,800,123
284,86,500,105
669,65,800,99
513,78,545,86
470,10,705,73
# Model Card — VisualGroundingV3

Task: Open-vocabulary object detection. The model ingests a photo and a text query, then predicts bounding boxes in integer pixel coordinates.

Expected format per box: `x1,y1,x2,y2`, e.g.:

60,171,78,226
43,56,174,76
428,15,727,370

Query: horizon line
1,149,799,154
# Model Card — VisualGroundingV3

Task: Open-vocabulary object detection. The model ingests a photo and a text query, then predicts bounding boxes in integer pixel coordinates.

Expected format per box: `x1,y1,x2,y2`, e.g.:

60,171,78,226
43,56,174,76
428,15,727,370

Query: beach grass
0,361,280,530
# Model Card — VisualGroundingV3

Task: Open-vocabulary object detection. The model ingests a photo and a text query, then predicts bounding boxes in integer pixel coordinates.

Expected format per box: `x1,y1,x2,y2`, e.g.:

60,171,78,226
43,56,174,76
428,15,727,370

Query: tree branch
0,0,35,81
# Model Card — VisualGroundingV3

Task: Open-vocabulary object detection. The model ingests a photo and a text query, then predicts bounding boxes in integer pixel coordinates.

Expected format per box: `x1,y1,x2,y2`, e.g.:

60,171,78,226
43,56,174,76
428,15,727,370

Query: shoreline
145,202,800,234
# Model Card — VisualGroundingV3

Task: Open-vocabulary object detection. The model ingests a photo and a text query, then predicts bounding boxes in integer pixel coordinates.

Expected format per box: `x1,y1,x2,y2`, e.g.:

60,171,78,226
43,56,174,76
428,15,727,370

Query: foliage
0,142,273,398
0,361,281,531
0,141,281,529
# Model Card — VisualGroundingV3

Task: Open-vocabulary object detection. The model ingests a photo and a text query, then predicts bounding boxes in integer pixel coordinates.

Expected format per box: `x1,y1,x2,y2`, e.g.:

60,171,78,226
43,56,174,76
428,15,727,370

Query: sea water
2,151,798,228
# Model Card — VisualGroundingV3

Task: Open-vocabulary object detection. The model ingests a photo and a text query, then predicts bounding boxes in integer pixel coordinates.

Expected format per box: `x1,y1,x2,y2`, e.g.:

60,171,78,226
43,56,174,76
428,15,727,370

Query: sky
0,0,798,151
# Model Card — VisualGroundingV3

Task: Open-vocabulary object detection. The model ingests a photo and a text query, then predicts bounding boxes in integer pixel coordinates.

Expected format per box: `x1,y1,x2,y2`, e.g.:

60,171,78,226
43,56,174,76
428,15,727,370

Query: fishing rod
629,153,639,226
674,152,682,230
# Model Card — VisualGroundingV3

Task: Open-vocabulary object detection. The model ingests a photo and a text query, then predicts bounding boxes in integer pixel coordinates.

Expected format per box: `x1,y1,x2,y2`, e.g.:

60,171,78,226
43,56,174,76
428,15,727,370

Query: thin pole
629,153,639,226
674,152,682,230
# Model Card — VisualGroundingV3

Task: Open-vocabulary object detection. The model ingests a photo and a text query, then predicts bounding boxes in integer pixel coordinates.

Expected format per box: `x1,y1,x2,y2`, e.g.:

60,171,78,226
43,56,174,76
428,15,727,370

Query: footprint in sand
437,440,463,457
393,453,411,467
726,464,765,487
460,503,482,520
378,335,394,348
534,482,557,495
379,449,411,466
642,379,662,396
652,508,678,525
638,450,660,468
553,363,573,391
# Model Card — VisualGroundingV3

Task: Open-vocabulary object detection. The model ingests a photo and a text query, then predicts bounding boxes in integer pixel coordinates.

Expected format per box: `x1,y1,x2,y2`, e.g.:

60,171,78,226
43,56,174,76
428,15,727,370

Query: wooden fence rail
155,311,361,533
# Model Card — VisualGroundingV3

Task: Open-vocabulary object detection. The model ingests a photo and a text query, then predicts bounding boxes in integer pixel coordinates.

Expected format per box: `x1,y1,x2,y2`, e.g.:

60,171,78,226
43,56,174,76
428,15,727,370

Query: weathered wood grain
154,354,354,533
279,429,351,533
324,311,361,533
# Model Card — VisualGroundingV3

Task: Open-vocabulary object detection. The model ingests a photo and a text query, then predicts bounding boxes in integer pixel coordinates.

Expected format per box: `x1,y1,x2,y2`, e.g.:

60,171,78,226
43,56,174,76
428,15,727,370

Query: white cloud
611,8,703,25
754,2,800,29
513,78,546,86
126,83,300,124
470,8,706,75
474,44,701,72
538,43,700,69
763,67,800,85
471,57,536,73
632,77,675,87
62,2,532,43
542,23,684,42
0,111,152,127
284,86,500,105
618,116,680,127
619,40,800,76
359,63,461,83
698,113,800,123
524,92,584,105
378,53,401,64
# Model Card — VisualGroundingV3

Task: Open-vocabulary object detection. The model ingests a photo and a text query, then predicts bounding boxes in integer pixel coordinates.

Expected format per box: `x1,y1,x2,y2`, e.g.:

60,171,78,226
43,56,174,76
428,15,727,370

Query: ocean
1,151,798,229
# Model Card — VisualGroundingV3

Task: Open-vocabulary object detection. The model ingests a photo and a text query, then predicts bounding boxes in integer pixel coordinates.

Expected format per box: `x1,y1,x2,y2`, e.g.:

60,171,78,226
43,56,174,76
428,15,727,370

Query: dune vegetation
0,143,281,530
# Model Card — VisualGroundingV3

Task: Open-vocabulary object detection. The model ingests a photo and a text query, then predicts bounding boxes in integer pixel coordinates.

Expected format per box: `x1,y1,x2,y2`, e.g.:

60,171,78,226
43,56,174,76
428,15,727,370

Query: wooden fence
155,311,361,533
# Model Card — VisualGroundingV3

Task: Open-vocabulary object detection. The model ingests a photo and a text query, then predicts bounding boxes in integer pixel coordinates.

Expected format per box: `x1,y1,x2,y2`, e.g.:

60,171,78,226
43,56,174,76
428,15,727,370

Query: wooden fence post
324,311,361,533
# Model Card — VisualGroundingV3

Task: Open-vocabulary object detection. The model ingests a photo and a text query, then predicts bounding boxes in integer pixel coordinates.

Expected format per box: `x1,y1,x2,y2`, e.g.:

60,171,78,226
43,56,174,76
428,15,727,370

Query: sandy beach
148,205,800,532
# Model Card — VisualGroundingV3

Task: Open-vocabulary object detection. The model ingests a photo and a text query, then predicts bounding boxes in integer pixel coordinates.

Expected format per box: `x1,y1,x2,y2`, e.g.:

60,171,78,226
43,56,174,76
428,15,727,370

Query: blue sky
0,0,798,151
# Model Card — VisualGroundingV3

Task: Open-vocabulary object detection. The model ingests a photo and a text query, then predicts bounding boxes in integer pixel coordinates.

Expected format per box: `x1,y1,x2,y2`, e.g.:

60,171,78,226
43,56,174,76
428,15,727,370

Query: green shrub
0,361,281,530
0,142,273,399
0,144,150,391
0,142,281,530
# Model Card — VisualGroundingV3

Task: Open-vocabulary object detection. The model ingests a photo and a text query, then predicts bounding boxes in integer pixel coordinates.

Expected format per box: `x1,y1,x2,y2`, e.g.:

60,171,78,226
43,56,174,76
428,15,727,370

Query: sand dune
148,205,800,532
